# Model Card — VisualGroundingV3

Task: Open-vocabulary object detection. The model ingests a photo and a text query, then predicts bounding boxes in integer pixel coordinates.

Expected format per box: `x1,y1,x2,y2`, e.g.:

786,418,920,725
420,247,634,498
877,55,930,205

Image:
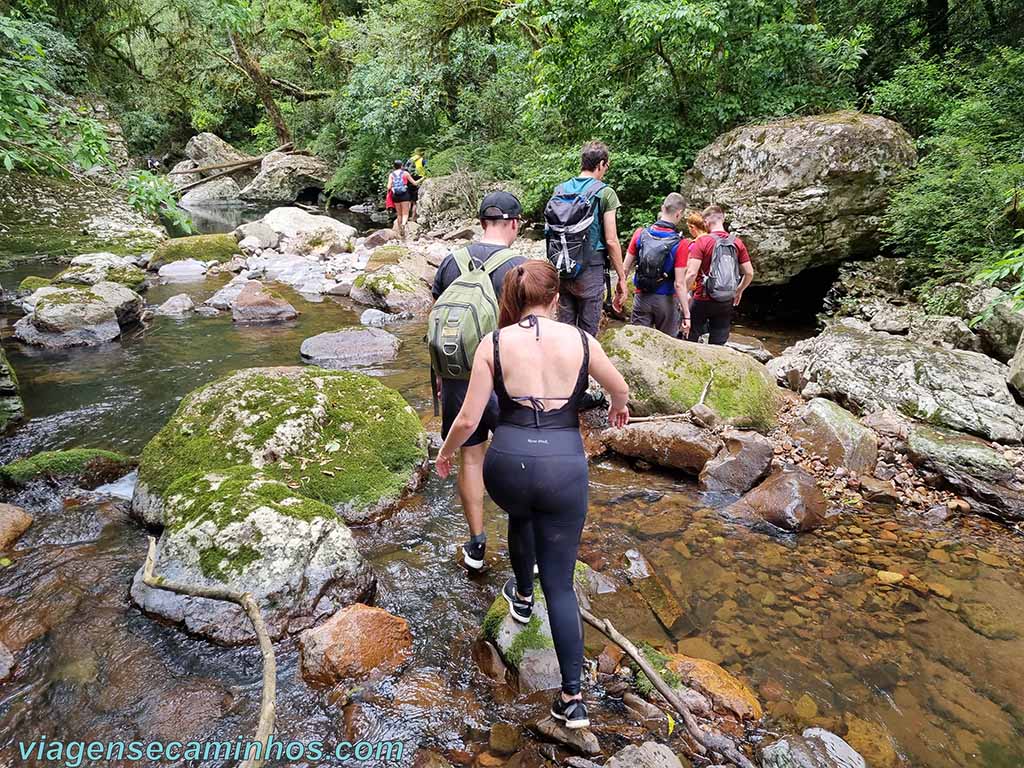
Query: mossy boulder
601,325,781,431
148,233,240,270
53,252,147,291
0,448,135,489
0,347,23,433
130,466,375,645
132,366,428,527
350,265,433,316
14,282,144,348
17,276,52,293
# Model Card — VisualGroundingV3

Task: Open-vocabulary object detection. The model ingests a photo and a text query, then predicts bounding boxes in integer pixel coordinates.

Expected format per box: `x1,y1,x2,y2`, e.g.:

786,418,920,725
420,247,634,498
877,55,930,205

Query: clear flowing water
0,215,1023,767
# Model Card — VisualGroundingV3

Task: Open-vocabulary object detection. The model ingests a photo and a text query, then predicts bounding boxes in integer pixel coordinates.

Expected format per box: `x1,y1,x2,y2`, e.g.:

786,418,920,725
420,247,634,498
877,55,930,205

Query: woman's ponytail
499,260,558,327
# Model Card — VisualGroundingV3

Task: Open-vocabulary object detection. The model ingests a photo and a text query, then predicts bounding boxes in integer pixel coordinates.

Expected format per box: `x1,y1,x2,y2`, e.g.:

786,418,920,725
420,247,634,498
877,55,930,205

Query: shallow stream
0,198,1022,768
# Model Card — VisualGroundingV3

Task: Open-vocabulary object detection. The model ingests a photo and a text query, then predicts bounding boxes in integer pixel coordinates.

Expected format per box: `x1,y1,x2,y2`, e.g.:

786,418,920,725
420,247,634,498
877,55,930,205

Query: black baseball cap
479,190,523,221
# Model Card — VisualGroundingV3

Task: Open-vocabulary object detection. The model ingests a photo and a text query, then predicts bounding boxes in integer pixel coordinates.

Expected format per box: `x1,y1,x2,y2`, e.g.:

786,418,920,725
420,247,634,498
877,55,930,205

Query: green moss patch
603,325,780,431
53,263,147,291
1,448,135,487
149,233,240,269
635,643,683,697
18,276,53,293
137,367,427,520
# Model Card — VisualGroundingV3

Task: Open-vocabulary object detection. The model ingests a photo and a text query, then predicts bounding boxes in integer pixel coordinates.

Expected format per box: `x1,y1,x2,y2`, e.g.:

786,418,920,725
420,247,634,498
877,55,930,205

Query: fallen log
578,604,758,768
169,142,293,175
142,536,277,768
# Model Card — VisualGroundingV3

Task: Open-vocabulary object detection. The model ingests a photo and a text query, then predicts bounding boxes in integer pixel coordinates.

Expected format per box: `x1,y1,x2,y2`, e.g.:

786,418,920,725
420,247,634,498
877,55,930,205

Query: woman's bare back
496,317,586,409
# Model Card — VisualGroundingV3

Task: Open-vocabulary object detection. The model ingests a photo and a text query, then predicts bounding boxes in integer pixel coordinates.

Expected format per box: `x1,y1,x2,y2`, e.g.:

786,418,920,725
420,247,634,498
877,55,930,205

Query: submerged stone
300,328,400,369
761,727,867,768
601,325,780,431
298,603,411,685
131,366,427,527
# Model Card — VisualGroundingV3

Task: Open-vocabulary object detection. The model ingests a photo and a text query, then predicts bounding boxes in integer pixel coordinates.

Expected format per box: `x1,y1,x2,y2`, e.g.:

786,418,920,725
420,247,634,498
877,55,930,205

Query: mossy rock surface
601,325,780,431
133,366,428,526
18,276,53,293
0,448,135,488
149,233,240,269
0,347,23,433
130,465,375,644
54,263,147,291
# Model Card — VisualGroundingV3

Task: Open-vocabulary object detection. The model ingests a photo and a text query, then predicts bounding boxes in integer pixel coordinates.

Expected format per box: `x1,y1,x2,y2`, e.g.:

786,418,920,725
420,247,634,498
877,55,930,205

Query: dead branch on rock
168,142,294,175
697,370,715,408
578,605,758,768
142,536,277,768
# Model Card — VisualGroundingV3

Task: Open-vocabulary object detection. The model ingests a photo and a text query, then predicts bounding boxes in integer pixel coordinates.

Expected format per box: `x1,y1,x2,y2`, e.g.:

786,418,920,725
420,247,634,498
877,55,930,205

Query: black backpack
634,227,681,292
544,179,606,279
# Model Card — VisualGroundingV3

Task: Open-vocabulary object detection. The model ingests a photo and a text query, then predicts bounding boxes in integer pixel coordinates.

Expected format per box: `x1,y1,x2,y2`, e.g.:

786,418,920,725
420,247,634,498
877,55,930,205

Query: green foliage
879,47,1024,293
116,171,194,234
976,231,1024,312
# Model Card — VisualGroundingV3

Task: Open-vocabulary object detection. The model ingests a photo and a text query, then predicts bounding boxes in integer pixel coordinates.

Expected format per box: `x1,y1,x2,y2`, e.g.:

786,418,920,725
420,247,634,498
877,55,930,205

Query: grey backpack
703,234,741,302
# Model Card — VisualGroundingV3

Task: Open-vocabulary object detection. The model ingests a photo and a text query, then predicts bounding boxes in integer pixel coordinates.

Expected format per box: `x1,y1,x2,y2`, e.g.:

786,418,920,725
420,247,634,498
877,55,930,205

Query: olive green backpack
428,246,517,410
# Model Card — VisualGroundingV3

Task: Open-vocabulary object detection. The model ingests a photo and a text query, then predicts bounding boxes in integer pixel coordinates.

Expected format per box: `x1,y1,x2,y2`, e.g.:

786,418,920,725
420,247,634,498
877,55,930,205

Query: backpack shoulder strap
481,248,517,275
449,247,473,275
582,179,606,200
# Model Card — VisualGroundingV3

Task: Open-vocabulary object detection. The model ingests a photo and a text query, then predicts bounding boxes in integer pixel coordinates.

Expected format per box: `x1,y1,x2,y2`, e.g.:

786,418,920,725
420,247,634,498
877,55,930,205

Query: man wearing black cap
430,190,527,574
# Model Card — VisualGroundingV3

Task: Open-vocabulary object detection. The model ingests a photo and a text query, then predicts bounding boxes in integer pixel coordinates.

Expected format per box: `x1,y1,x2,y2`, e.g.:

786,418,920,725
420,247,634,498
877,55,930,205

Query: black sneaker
551,696,590,729
501,577,533,624
462,539,486,571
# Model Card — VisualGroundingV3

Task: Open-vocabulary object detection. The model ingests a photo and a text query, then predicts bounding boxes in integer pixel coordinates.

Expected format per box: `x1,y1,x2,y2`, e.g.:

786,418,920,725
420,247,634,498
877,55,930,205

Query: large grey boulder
905,424,1024,522
769,320,1024,443
130,467,375,645
179,176,242,207
53,252,146,291
966,288,1024,362
240,153,331,203
350,265,433,316
184,133,256,175
607,743,685,768
1007,330,1024,396
232,221,280,250
259,207,356,258
168,159,202,189
13,282,143,348
300,328,400,369
790,398,877,473
761,728,866,768
681,111,916,285
230,282,298,323
155,294,195,317
416,174,523,229
699,429,773,494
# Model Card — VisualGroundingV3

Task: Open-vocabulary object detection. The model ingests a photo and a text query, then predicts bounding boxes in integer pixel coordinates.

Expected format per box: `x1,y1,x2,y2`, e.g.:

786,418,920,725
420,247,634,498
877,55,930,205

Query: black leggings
483,425,588,695
687,298,733,344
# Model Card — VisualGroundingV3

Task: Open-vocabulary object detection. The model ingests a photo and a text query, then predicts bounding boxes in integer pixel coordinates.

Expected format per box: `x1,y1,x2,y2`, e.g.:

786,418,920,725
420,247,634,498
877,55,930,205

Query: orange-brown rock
605,420,722,475
665,653,763,721
725,465,827,532
0,504,32,549
298,603,412,686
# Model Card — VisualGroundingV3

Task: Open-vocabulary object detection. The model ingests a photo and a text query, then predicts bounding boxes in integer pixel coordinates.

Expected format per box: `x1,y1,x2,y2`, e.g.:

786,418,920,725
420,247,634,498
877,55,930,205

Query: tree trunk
228,30,293,145
926,0,949,56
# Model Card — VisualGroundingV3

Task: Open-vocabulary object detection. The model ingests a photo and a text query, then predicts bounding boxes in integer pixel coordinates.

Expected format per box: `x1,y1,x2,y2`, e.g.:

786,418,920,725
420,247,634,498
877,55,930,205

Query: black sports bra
492,315,590,429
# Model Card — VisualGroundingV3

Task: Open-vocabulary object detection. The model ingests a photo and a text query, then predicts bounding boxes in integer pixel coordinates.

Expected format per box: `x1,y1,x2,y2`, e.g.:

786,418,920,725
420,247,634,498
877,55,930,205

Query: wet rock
179,176,242,207
726,333,774,363
604,421,722,475
959,601,1019,640
607,742,685,768
725,465,827,532
54,252,147,291
664,653,763,720
699,429,773,494
761,728,867,768
532,715,600,756
859,476,898,505
350,265,433,316
905,424,1024,522
204,275,253,309
489,722,522,755
260,206,356,257
681,111,916,285
240,153,330,203
1008,331,1024,397
233,220,280,250
0,641,13,682
769,320,1024,443
150,233,241,270
298,603,412,685
158,259,208,282
300,328,399,369
842,714,897,768
131,467,376,645
790,398,877,473
14,282,142,348
472,639,508,683
675,637,724,664
0,447,134,489
364,228,398,249
138,679,232,742
360,307,412,327
602,325,781,430
967,287,1024,362
155,293,195,316
231,281,298,323
416,175,522,229
0,504,32,549
0,347,23,433
131,366,427,528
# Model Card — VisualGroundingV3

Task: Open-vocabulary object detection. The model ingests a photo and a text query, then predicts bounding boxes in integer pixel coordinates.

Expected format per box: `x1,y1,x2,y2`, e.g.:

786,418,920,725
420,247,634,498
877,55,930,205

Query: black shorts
441,378,498,448
392,189,411,203
408,181,420,202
